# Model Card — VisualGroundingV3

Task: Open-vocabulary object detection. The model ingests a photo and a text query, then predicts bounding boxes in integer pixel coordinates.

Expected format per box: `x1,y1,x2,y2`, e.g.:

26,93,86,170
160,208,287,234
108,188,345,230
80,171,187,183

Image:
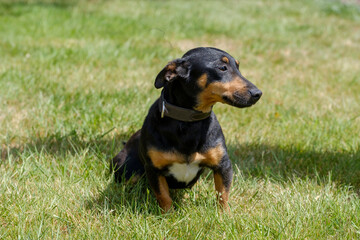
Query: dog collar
158,90,212,122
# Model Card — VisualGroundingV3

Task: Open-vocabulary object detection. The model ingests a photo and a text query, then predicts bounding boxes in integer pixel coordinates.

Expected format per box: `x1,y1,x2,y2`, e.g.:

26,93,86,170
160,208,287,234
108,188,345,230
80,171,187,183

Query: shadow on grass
85,177,158,215
2,130,359,214
84,177,189,215
1,128,129,162
228,143,360,189
1,129,189,214
85,140,360,215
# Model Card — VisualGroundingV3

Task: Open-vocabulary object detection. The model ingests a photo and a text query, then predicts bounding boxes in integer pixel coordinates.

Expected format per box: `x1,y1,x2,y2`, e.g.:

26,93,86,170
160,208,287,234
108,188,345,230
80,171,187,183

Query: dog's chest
167,162,201,184
147,144,224,184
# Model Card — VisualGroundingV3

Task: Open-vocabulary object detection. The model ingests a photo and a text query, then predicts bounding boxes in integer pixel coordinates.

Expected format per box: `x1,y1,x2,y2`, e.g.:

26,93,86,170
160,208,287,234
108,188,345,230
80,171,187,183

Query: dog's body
112,47,262,212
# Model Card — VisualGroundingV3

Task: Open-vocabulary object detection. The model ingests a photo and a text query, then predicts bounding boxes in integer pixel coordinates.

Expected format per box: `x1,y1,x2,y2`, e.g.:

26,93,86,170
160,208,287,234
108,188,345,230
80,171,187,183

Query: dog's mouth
222,90,261,108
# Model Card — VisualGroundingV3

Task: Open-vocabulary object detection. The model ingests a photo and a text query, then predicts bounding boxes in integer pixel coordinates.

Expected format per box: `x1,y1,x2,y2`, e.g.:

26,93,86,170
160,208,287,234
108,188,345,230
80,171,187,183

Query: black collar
158,90,212,122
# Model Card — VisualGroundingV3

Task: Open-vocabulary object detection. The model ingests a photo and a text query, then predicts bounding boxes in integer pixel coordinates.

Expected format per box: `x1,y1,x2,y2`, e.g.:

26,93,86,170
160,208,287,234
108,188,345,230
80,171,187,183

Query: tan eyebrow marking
235,59,239,65
221,57,229,63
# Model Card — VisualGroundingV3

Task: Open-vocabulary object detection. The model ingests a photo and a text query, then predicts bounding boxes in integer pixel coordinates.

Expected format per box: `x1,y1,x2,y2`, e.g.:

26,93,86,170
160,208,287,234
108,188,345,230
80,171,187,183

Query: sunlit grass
1,0,360,239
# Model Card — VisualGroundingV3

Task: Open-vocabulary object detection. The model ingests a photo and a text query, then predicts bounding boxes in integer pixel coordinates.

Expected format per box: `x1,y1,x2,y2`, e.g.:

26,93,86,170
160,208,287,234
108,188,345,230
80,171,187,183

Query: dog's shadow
85,177,156,215
3,130,359,215
1,129,191,215
85,176,193,215
86,140,360,215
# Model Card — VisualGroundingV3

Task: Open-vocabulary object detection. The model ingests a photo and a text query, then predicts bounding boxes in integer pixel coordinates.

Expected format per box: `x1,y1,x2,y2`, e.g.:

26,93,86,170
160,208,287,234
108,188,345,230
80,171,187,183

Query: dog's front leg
213,160,233,209
155,175,172,212
145,166,172,212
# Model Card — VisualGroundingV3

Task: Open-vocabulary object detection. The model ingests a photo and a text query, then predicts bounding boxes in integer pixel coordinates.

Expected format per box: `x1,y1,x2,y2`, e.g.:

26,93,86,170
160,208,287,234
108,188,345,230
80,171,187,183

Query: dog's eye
219,66,227,71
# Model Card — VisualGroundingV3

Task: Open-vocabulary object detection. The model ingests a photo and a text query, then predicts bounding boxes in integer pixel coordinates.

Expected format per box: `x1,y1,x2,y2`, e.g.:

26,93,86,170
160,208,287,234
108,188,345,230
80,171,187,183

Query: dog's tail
111,130,145,183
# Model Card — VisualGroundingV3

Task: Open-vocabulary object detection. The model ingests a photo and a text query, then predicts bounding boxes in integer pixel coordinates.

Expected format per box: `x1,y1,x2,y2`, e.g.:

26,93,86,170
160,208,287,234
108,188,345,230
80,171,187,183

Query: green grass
1,0,360,239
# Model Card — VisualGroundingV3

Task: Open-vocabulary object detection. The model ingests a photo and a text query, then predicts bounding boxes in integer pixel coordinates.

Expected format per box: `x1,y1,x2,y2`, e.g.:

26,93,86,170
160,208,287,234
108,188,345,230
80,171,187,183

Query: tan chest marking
148,149,185,169
190,144,224,166
148,144,224,169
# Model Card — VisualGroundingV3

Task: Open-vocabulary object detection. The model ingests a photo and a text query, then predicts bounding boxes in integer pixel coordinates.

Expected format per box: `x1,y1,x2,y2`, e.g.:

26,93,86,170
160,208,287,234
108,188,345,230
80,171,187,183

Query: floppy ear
154,58,190,89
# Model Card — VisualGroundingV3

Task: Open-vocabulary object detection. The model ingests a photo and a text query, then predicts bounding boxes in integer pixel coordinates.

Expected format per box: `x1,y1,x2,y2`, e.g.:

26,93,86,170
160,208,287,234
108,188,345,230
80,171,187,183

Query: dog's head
155,47,262,112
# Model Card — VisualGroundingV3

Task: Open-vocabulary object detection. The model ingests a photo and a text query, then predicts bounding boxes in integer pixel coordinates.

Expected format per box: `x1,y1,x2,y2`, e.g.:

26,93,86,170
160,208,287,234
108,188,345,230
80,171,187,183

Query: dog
112,47,262,212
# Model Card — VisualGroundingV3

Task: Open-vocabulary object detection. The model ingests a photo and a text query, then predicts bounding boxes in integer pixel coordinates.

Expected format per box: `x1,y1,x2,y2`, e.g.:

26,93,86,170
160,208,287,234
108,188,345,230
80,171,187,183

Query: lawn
1,0,360,239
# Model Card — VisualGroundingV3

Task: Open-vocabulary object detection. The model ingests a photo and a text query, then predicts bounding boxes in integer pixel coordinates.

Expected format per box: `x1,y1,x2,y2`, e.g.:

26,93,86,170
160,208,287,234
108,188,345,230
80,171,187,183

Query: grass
1,0,360,239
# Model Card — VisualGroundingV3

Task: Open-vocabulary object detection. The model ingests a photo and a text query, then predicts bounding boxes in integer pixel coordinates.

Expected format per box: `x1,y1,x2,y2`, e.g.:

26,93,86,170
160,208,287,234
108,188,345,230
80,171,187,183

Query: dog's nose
249,88,262,100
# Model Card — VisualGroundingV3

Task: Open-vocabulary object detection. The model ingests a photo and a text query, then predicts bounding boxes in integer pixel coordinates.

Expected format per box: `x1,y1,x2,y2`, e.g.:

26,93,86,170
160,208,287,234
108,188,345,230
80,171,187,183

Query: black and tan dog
112,47,262,212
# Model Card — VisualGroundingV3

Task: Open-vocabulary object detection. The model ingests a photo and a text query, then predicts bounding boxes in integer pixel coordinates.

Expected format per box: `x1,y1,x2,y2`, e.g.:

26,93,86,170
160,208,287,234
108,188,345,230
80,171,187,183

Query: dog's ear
154,58,190,89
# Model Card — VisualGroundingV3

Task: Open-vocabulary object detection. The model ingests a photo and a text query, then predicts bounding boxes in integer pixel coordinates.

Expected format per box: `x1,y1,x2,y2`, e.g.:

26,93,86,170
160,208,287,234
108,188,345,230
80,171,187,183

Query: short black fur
111,47,262,210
